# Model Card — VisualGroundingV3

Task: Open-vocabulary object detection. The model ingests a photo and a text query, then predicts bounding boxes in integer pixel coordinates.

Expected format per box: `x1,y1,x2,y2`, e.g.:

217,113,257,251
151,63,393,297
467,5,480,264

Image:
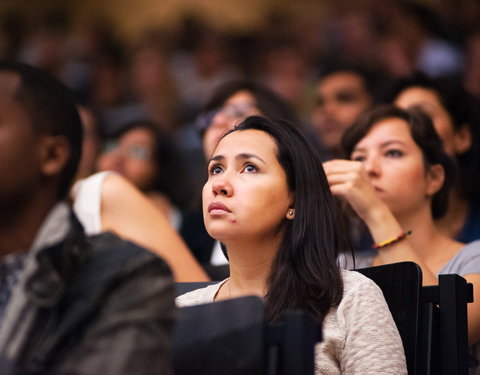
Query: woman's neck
219,236,280,299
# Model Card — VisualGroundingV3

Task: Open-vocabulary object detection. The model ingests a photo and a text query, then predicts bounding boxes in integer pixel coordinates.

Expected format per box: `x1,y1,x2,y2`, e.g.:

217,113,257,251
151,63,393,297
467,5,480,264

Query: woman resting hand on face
323,105,480,350
177,116,406,374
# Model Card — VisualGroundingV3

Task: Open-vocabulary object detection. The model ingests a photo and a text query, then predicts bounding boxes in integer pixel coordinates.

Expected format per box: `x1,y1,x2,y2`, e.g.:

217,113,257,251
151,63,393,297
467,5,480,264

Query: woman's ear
453,124,472,155
38,135,70,177
426,164,445,197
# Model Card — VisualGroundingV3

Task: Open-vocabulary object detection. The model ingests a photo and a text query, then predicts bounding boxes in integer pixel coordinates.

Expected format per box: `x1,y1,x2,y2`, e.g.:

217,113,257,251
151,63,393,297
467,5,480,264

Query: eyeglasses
102,140,153,161
195,102,259,133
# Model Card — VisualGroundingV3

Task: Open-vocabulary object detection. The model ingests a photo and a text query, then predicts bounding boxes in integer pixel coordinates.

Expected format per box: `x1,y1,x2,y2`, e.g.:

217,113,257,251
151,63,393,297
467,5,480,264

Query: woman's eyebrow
353,139,407,153
236,153,266,164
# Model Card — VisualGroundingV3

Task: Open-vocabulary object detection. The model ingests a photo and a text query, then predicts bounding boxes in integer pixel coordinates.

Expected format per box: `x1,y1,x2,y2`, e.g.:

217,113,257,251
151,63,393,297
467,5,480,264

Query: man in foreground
0,60,174,374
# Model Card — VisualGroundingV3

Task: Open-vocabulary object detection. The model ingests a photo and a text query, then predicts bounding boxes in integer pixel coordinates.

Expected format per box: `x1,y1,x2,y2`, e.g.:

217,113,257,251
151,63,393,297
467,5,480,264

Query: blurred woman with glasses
97,119,193,222
196,80,299,159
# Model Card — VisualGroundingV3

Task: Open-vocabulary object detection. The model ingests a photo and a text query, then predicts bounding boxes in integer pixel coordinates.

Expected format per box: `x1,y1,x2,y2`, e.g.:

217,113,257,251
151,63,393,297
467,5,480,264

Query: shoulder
100,172,139,200
341,269,383,296
176,281,225,307
72,171,111,201
456,205,480,243
460,240,480,252
99,173,160,217
335,270,392,323
322,270,407,373
72,172,112,234
441,240,480,275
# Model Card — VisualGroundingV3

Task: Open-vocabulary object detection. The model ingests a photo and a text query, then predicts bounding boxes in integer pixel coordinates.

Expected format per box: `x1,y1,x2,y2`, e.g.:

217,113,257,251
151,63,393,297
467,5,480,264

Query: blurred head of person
342,105,454,219
97,120,192,209
311,64,378,156
195,80,298,159
390,73,480,204
0,60,83,209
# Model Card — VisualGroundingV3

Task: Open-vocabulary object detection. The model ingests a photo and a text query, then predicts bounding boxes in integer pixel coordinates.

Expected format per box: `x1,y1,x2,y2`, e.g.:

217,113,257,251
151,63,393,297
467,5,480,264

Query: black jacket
0,208,175,375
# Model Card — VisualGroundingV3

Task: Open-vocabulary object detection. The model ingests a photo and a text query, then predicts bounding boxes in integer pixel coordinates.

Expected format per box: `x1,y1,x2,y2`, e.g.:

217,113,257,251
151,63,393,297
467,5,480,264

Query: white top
72,171,111,235
210,241,228,266
177,270,407,375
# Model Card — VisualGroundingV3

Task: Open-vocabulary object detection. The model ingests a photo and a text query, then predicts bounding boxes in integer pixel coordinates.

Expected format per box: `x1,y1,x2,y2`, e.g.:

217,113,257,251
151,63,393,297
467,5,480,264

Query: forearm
362,206,438,285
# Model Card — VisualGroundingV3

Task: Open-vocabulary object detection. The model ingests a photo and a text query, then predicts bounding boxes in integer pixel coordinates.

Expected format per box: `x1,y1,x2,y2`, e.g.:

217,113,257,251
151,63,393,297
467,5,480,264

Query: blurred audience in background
0,0,479,278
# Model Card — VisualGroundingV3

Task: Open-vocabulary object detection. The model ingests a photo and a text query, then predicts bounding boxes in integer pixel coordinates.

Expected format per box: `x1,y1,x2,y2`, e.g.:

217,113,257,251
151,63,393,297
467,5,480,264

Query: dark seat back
356,261,472,375
173,296,265,375
356,261,422,374
172,294,320,375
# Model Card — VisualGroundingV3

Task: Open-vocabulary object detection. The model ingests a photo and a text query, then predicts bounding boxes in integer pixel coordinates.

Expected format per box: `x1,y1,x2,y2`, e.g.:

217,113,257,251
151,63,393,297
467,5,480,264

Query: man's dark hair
0,60,83,200
317,62,386,105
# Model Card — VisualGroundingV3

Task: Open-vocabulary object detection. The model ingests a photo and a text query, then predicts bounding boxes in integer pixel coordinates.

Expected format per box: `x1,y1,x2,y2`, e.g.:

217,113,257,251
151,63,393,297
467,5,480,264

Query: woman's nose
212,176,233,197
363,156,380,177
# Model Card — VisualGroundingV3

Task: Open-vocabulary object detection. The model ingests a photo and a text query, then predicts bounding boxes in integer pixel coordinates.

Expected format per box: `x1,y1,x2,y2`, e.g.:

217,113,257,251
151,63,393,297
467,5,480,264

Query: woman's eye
210,165,223,175
243,163,257,173
336,92,357,104
386,149,403,158
351,155,365,162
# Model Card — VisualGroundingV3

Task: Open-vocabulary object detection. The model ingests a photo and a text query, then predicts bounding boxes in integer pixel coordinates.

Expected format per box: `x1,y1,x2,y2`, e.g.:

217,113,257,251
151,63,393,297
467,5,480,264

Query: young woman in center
323,105,480,355
177,115,406,374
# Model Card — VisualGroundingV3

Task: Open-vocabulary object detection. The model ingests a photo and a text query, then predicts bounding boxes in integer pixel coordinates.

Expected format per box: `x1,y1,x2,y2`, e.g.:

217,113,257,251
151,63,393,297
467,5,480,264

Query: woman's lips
208,201,231,214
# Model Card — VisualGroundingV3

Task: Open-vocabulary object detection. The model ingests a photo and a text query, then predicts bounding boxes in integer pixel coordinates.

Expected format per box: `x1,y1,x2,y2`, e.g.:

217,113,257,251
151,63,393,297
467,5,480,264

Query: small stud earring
288,210,294,216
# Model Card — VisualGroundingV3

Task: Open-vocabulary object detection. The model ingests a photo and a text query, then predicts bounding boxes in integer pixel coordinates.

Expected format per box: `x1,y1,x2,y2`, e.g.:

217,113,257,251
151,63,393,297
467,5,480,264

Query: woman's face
202,90,261,159
351,117,443,217
394,87,459,155
202,129,293,243
96,127,157,191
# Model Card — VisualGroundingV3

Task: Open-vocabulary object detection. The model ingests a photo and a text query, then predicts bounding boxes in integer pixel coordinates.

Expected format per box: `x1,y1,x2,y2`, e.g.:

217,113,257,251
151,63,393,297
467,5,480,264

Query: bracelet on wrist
372,230,412,250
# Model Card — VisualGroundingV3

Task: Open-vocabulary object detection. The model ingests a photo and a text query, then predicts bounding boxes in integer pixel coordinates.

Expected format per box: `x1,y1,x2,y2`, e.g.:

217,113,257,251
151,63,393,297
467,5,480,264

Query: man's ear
453,124,472,155
39,135,70,177
426,164,445,197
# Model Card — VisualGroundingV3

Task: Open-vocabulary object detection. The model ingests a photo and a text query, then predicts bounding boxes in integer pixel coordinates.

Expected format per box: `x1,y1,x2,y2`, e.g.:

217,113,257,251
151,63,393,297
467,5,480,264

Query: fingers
323,159,364,175
323,160,367,191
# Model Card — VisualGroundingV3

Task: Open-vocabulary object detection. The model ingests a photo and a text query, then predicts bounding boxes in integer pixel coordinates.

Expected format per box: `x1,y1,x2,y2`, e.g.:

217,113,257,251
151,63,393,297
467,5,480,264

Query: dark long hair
226,116,348,323
342,105,455,219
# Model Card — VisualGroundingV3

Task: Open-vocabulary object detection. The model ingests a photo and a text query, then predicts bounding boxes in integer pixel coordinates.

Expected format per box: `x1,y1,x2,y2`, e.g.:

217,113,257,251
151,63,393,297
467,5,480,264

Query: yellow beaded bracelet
372,230,413,250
